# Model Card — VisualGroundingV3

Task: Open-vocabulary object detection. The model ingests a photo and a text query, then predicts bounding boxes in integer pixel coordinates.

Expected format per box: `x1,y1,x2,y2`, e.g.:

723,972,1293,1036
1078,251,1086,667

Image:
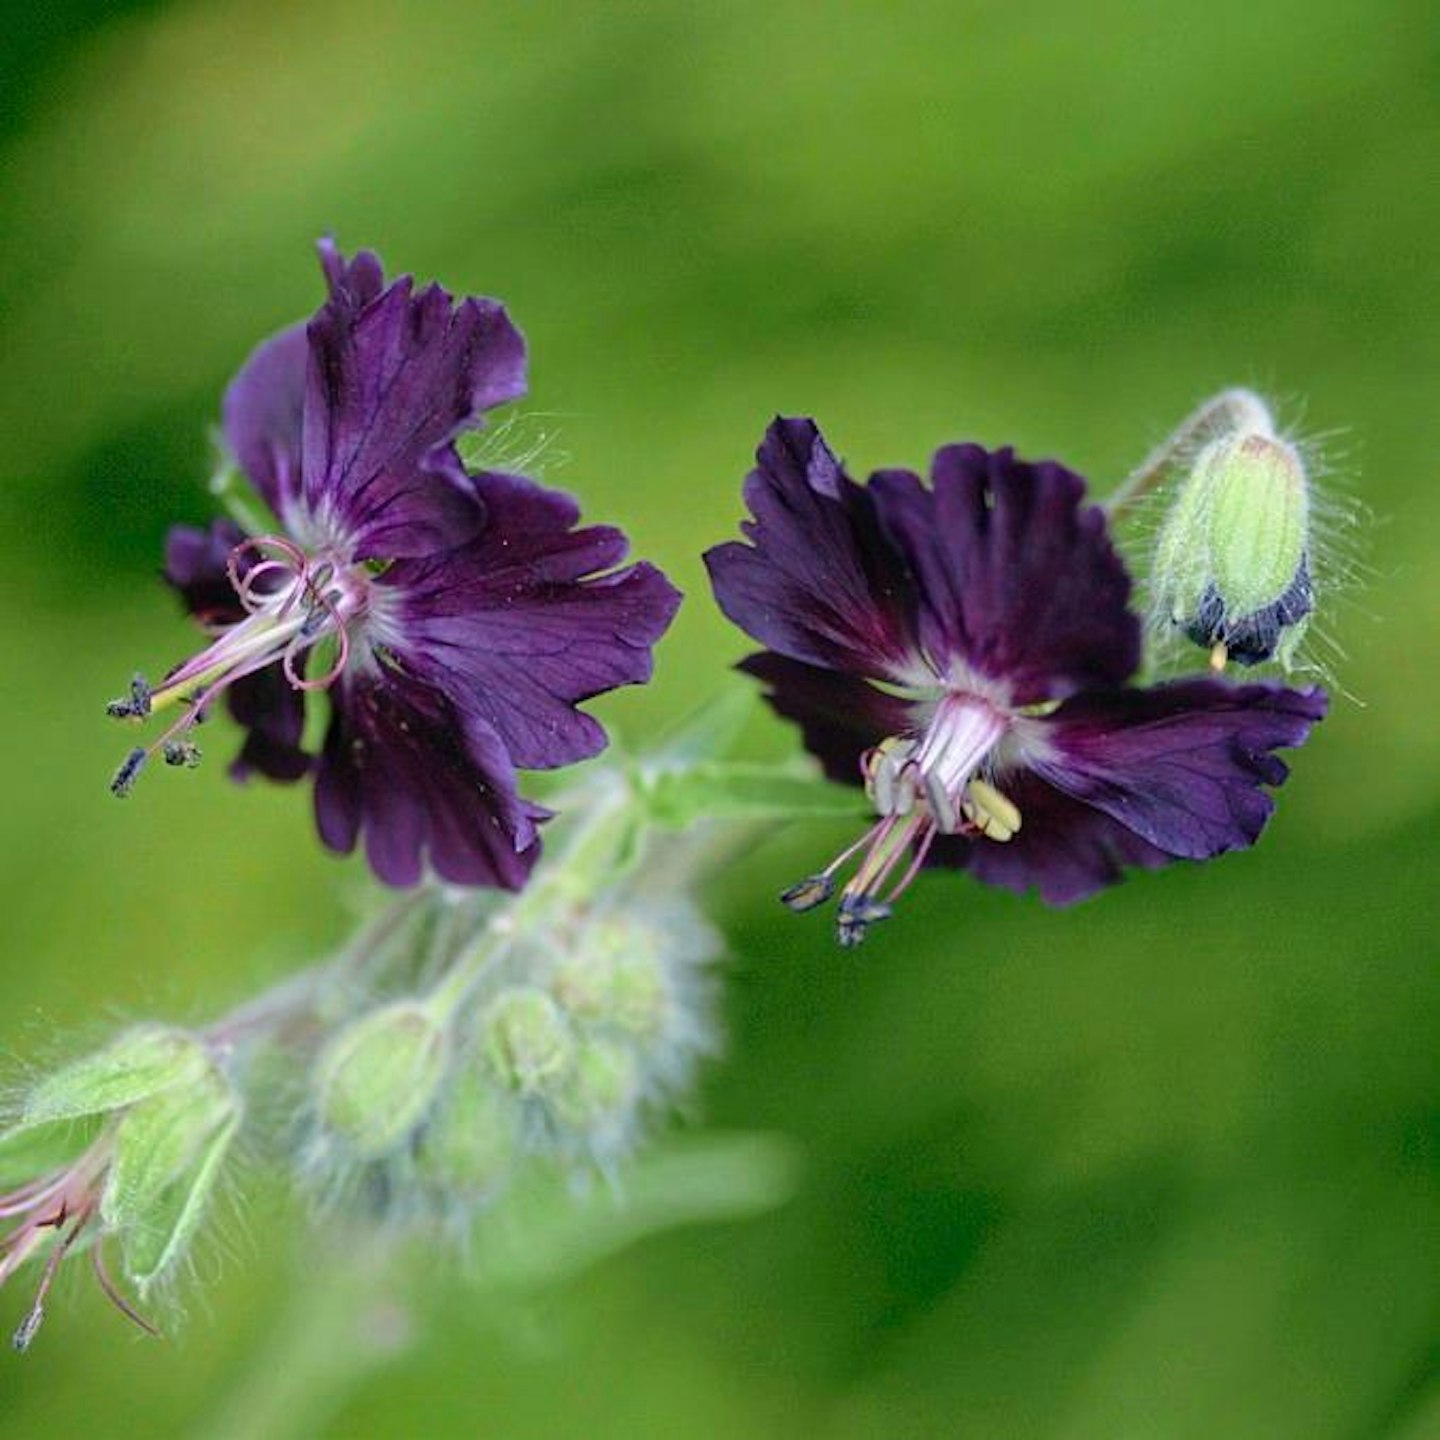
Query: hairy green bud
1152,423,1313,668
552,918,669,1039
551,1039,641,1132
416,1066,515,1203
481,987,574,1096
313,1001,450,1160
22,1025,214,1126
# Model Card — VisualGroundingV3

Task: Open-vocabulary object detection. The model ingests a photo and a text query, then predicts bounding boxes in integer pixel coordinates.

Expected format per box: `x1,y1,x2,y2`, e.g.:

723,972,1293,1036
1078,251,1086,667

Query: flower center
782,693,1017,946
106,534,371,796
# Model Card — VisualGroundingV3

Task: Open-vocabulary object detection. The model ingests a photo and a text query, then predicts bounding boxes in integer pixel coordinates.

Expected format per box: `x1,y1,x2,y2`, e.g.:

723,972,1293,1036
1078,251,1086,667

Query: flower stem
423,777,639,1023
1105,387,1274,520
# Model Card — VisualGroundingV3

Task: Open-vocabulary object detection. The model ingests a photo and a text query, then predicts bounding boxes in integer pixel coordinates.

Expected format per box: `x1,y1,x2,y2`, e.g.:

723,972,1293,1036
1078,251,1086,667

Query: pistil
106,535,368,797
778,692,1019,945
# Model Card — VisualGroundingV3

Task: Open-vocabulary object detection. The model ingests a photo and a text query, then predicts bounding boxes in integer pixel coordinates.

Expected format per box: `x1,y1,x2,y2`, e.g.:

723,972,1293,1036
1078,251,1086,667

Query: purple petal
164,520,247,625
1018,679,1328,860
704,417,923,680
314,670,545,889
929,768,1174,905
220,322,308,524
227,667,311,783
379,470,682,770
869,446,1139,704
739,651,915,786
301,241,527,560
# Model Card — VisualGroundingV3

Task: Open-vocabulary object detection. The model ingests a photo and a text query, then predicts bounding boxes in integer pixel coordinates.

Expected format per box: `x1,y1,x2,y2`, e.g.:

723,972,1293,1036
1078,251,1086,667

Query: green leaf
469,1132,800,1290
23,1026,213,1125
650,687,759,765
638,762,869,830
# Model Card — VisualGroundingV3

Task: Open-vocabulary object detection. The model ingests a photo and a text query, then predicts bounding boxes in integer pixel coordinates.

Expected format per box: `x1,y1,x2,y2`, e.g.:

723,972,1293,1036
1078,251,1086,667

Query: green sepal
23,1026,213,1126
481,987,576,1097
550,1039,640,1131
552,918,668,1038
100,1063,237,1234
121,1109,239,1298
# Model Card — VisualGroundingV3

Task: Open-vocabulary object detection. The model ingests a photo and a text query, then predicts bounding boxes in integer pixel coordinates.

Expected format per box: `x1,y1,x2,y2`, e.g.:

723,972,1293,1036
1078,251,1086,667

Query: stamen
837,894,892,948
108,531,370,797
105,675,153,721
1209,641,1229,672
11,1207,89,1353
780,874,835,912
882,821,939,905
834,811,928,946
110,748,148,798
961,779,1023,841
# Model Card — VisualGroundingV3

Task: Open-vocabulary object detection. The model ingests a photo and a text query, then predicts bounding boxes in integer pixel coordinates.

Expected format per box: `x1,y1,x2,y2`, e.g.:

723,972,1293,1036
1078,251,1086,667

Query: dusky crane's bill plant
705,417,1328,946
106,239,681,890
50,235,1348,1354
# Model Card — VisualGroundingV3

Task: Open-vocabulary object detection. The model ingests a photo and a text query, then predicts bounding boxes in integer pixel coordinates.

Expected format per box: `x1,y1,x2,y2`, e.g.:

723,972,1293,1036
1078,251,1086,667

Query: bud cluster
301,890,721,1226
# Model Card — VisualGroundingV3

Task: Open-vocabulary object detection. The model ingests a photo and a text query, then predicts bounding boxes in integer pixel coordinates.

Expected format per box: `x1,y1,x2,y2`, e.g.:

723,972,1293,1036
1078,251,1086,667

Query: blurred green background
3,1,1438,1435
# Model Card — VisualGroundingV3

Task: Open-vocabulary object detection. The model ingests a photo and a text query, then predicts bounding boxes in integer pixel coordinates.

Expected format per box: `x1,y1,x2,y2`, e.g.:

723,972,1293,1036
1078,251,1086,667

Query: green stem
1106,387,1274,520
204,890,431,1051
423,777,639,1022
198,1237,410,1440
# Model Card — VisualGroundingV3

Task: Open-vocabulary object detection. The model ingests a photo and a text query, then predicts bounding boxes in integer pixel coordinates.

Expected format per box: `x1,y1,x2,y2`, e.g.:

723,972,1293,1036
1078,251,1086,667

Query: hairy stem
1106,387,1274,520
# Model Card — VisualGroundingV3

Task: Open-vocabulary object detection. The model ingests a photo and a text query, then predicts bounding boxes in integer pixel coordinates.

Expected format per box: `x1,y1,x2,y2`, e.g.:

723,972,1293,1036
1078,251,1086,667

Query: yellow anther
1208,641,1228,672
961,779,1022,842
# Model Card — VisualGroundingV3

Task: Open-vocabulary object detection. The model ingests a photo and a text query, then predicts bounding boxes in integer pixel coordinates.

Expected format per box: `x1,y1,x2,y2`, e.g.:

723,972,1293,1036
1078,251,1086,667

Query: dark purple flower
109,240,680,889
704,418,1326,945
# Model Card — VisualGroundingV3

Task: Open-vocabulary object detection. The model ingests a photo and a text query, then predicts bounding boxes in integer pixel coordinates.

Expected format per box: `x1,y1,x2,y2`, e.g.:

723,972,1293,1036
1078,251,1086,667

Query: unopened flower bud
313,1001,450,1160
552,918,669,1039
1152,424,1313,668
481,987,574,1096
415,1066,515,1203
23,1025,215,1126
551,1039,641,1132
